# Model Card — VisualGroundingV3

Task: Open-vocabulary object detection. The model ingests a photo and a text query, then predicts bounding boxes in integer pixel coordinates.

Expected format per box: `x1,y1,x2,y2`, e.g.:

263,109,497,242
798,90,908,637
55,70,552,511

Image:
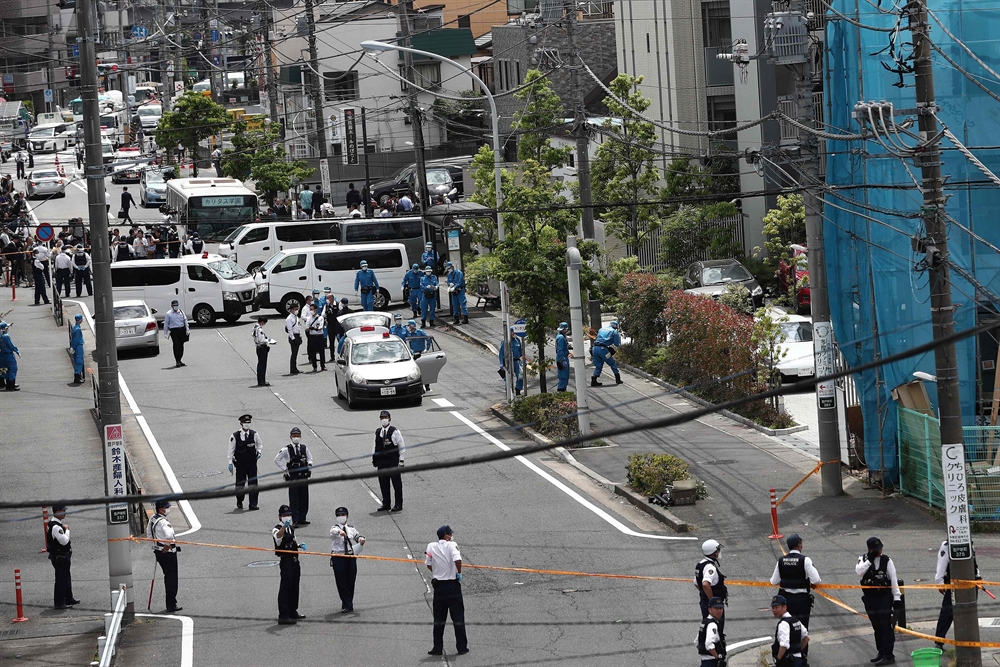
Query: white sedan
108,300,159,355
773,313,815,381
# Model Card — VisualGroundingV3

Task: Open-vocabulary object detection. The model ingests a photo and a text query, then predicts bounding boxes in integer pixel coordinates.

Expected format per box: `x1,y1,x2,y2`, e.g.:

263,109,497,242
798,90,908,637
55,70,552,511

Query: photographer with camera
274,427,313,526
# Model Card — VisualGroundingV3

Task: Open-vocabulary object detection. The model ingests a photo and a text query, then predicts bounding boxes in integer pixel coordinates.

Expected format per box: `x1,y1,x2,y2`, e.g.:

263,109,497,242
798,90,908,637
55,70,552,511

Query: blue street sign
513,318,528,338
193,31,201,41
131,25,148,39
212,54,221,67
72,43,79,57
210,29,219,42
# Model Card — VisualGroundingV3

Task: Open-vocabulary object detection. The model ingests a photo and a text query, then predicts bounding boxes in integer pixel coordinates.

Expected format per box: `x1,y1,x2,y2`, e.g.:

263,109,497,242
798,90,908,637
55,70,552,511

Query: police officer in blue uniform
70,313,85,385
273,504,307,624
555,322,570,391
48,505,80,609
445,261,468,325
498,327,524,395
591,320,623,386
389,313,407,338
404,319,431,354
403,263,422,318
0,320,20,391
696,597,726,666
228,414,263,510
354,260,380,311
421,242,439,274
419,266,439,328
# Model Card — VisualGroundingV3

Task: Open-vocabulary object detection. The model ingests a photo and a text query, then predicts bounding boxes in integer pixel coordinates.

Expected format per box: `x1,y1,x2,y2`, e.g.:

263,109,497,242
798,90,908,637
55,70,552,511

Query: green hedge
510,392,579,439
626,453,691,496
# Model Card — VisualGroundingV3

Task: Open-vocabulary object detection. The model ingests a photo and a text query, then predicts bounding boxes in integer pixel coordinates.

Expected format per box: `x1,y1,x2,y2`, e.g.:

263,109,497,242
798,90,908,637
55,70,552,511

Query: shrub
510,392,579,439
617,272,673,349
717,283,754,316
626,453,691,496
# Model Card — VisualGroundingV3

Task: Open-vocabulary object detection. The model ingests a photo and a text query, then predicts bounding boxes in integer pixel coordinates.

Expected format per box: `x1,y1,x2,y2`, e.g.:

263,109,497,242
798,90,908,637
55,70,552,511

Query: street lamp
361,39,514,401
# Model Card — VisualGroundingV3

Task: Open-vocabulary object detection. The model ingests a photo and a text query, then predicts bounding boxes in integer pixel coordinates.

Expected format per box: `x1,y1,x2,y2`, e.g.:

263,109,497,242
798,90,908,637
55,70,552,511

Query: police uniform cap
53,504,68,512
424,266,432,272
393,313,403,320
558,322,568,331
335,506,349,516
412,263,419,270
238,414,253,424
76,243,83,249
444,261,453,269
708,597,725,608
379,410,391,419
155,499,171,510
278,504,292,516
341,297,349,304
323,286,332,293
866,536,882,550
771,594,788,606
290,427,302,436
257,315,267,323
312,289,320,295
170,299,179,306
786,533,802,549
437,525,453,539
75,313,83,321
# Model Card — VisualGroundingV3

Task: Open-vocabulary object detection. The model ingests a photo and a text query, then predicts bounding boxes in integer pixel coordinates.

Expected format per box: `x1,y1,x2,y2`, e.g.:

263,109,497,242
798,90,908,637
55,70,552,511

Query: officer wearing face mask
274,427,313,526
149,499,182,612
163,299,190,368
389,313,407,338
403,263,422,318
329,506,366,612
228,414,263,510
421,242,439,273
274,504,307,624
354,260,380,311
444,261,468,325
419,266,439,328
373,410,405,512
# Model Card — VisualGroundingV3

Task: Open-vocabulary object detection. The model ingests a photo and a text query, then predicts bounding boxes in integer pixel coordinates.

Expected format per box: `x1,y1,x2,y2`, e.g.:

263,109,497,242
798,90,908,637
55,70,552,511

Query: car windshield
114,305,148,319
144,170,165,184
224,226,248,243
209,259,250,280
30,127,55,137
702,264,753,285
32,171,59,180
351,340,410,364
100,117,116,128
137,107,161,116
262,252,285,272
780,321,813,342
426,169,450,185
102,144,114,154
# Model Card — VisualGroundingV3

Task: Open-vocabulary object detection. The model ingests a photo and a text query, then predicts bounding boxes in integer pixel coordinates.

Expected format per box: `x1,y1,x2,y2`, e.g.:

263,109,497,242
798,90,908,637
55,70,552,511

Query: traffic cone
55,153,64,177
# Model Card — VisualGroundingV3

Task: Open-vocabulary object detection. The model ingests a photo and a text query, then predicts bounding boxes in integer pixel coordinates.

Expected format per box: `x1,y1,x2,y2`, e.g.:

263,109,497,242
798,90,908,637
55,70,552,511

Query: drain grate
702,460,738,465
180,470,223,478
247,560,280,568
0,629,21,639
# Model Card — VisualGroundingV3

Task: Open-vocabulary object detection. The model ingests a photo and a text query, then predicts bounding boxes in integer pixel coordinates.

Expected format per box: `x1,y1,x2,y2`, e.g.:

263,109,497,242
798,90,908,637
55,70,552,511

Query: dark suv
370,166,454,207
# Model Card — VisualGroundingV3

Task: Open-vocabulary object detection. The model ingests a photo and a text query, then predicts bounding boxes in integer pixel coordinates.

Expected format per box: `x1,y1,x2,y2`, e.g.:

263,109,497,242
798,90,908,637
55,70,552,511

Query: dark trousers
307,334,325,369
51,554,74,606
278,557,300,619
431,579,467,652
331,557,357,610
16,162,24,178
55,268,71,296
169,327,186,364
235,460,259,506
288,483,309,523
154,550,179,609
863,594,894,658
377,467,402,507
255,345,269,385
33,267,49,304
122,206,133,224
74,268,92,296
289,335,301,373
782,591,812,629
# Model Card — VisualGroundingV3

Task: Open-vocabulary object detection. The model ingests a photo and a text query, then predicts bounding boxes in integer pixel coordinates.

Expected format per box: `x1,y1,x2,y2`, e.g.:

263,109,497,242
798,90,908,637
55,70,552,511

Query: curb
617,362,810,437
441,319,498,354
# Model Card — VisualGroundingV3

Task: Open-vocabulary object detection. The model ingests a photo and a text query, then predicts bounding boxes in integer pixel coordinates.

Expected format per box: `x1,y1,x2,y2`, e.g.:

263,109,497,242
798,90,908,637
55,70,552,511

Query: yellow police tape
776,460,839,507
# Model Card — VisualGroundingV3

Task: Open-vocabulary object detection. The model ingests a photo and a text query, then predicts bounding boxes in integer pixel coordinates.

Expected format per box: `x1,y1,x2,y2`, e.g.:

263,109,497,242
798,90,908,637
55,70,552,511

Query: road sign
212,54,221,67
36,223,53,241
813,321,836,408
210,29,219,43
193,31,201,41
319,158,331,196
943,443,972,559
512,318,528,338
104,424,130,525
43,89,52,102
131,25,148,39
72,43,79,57
343,108,358,165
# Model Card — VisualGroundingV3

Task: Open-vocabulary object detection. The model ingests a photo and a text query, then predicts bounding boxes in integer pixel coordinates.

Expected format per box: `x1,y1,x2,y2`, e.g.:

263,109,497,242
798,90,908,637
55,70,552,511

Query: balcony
0,34,52,55
13,70,47,91
704,47,734,87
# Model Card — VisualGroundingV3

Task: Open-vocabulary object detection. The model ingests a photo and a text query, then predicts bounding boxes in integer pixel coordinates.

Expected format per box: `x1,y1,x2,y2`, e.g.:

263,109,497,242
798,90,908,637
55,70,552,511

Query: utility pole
157,0,173,111
303,0,328,160
908,1,980,663
361,107,373,217
261,2,279,123
78,0,135,621
398,0,431,210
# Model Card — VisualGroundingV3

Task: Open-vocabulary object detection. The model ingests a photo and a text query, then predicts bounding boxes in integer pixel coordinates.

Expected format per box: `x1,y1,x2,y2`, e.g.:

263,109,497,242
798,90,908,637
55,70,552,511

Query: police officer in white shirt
54,246,74,297
329,506,365,612
304,302,325,371
274,427,313,525
696,597,726,666
251,315,274,386
695,539,728,619
373,410,405,511
228,414,263,510
934,539,981,648
856,536,901,665
425,525,468,656
770,534,821,629
770,594,808,667
48,504,80,609
285,303,302,375
149,499,182,611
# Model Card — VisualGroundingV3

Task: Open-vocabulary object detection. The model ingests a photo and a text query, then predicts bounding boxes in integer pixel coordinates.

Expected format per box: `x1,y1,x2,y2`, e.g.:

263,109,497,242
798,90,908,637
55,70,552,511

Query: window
412,16,442,31
332,143,343,157
323,71,360,102
271,253,307,273
702,1,732,48
399,63,441,91
707,96,737,134
111,266,144,287
458,14,471,28
143,265,181,286
276,223,336,242
188,265,219,282
240,227,269,245
313,249,403,272
646,33,651,53
343,220,422,243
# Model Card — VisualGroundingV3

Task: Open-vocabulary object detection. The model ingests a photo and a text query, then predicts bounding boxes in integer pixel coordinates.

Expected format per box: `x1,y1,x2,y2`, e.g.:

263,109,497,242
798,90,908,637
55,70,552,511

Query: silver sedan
111,300,160,354
25,170,67,199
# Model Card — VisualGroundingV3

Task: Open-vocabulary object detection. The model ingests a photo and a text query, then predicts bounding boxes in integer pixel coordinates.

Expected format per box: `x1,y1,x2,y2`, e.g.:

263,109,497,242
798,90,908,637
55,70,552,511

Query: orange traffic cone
55,153,65,177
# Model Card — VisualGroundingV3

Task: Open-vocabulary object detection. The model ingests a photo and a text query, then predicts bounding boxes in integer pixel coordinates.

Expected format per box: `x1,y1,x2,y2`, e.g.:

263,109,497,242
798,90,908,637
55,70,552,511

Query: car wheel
193,304,215,325
150,346,160,357
378,193,391,206
374,288,390,310
280,293,303,316
247,261,264,272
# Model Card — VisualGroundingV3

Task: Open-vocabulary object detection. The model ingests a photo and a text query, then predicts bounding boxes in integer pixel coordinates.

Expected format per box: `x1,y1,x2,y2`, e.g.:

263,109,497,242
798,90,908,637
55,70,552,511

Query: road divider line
136,613,193,667
448,411,696,541
727,637,771,652
432,398,455,407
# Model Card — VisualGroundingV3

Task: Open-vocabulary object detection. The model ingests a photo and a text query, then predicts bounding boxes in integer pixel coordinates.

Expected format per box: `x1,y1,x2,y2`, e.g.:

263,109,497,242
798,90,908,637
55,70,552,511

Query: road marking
728,636,771,652
136,613,193,667
432,398,454,407
24,200,39,227
71,179,87,193
449,411,696,541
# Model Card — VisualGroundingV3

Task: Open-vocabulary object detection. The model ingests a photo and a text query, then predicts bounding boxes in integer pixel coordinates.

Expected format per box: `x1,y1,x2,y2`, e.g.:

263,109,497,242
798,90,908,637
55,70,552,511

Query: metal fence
635,214,746,273
897,406,1000,521
95,584,128,667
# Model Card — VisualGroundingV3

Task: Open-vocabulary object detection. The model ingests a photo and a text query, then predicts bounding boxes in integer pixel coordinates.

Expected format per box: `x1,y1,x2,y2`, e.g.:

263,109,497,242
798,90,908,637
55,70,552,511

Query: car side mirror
336,358,346,366
150,308,157,314
412,352,421,360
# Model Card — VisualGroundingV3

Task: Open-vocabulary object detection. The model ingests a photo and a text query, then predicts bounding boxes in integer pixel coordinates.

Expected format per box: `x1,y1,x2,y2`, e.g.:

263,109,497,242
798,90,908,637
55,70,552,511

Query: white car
28,123,74,153
136,104,162,130
111,146,145,183
111,300,159,354
25,169,67,199
770,312,814,381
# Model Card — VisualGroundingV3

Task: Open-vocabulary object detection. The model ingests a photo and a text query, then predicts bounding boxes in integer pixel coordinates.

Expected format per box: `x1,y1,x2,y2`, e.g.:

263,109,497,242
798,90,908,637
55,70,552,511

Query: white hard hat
702,539,722,556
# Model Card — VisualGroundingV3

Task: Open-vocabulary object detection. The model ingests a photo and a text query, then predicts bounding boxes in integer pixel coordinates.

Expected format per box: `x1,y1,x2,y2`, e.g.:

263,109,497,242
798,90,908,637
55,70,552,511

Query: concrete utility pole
361,107,373,217
908,1,980,663
78,0,135,621
566,236,591,437
261,2,279,123
303,0,328,160
158,0,173,111
398,0,431,210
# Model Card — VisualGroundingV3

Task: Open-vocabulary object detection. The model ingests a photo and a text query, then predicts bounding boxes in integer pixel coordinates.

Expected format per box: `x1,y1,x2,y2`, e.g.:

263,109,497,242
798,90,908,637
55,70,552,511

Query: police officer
425,525,468,656
304,302,326,371
70,313,85,384
555,322,570,392
403,263,422,318
274,427,313,526
0,320,20,391
149,499,182,612
228,414,263,510
934,539,981,649
324,290,340,360
771,594,808,667
285,303,302,375
855,536,901,665
354,260,380,311
591,320,622,386
695,539,727,619
113,238,135,262
419,265,439,328
770,534,821,629
696,597,726,666
163,300,190,368
498,327,524,395
445,261,468,325
48,505,80,609
31,247,49,305
72,243,92,297
251,315,273,386
273,504,306,624
389,313,407,337
54,245,73,296
421,242,439,273
329,506,365,612
373,410,405,512
184,231,204,255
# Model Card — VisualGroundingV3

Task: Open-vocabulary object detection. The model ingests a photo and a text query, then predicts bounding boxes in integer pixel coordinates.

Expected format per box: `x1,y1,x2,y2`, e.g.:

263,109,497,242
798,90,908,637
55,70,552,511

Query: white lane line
450,411,696,541
71,179,86,193
69,300,201,536
136,613,194,667
728,637,771,652
432,398,454,408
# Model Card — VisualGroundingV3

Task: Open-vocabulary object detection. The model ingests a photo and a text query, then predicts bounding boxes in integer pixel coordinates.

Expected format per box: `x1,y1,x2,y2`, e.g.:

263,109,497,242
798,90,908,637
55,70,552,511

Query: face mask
337,516,347,525
241,424,249,431
291,437,301,444
361,267,368,272
164,508,171,516
172,306,179,312
381,419,390,427
281,516,292,523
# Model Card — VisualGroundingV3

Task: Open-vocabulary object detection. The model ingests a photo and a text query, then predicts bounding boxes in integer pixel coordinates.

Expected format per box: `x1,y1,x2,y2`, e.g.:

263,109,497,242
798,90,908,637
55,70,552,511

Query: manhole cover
180,470,223,478
247,560,280,568
702,460,738,465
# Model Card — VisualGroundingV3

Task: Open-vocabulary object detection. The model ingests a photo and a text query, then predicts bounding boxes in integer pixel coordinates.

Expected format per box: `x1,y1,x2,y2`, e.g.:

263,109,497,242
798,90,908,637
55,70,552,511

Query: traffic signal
96,63,120,75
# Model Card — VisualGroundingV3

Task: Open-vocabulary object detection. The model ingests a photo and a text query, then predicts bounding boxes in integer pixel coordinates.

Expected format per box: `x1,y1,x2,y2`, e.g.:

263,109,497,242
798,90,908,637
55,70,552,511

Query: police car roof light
201,251,209,259
382,332,390,338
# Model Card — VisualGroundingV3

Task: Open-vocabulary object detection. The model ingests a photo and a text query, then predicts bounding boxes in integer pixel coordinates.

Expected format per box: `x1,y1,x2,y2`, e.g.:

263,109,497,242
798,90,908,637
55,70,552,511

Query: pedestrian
184,232,205,255
54,244,73,296
329,506,365,612
421,242,438,273
770,594,808,667
133,229,147,259
696,597,726,667
76,143,84,170
304,302,326,371
273,504,306,624
149,499,182,612
15,149,25,179
445,261,468,325
105,189,110,215
274,427,313,526
555,322,571,391
373,410,405,512
419,265,439,327
389,312,407,337
591,320,623,386
425,525,468,656
856,536,901,665
934,539,979,649
212,147,222,176
72,244,93,296
0,320,19,391
397,193,413,212
285,303,302,374
498,327,524,395
345,183,362,210
354,260,379,311
252,315,274,386
228,414,262,510
311,185,324,219
695,539,728,619
70,313,85,384
403,263,422,319
299,185,313,218
32,248,49,305
163,299,190,367
120,187,136,224
47,505,80,609
770,534,821,629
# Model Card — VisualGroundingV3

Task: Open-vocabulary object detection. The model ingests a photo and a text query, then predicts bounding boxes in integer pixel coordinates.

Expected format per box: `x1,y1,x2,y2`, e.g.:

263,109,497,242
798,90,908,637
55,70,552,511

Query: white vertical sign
319,158,330,195
104,424,129,524
813,321,836,409
942,443,972,559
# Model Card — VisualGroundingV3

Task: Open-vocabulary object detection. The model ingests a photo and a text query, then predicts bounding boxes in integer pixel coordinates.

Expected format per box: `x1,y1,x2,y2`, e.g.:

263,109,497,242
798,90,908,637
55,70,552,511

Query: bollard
768,488,784,540
40,506,49,553
12,568,28,622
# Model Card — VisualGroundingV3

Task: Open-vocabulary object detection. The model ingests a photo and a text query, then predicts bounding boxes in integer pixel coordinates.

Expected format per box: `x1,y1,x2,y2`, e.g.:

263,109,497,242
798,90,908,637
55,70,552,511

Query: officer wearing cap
163,300,189,368
48,505,80,609
330,506,366,612
149,499,182,612
403,263,422,318
771,594,808,667
425,525,468,656
251,315,274,386
373,410,405,512
228,414,263,510
696,597,726,666
444,261,468,325
695,539,728,619
274,427,313,525
934,539,982,649
70,313,85,385
555,322,571,391
419,265,439,328
770,534,821,629
273,504,307,624
354,260,379,311
389,313,407,338
855,536,900,665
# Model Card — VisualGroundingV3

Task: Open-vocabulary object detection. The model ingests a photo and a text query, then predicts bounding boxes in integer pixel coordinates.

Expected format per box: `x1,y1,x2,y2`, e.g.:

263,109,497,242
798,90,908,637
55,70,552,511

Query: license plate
118,327,136,335
245,305,252,312
380,387,396,396
798,368,812,376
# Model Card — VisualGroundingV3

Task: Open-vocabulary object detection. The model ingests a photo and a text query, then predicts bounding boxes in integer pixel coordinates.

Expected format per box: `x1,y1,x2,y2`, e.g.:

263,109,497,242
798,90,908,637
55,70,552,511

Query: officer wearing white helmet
695,539,727,619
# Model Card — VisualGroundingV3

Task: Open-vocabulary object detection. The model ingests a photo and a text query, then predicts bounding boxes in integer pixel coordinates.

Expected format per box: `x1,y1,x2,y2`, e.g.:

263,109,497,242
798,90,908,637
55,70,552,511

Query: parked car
766,310,814,381
135,103,163,131
110,146,145,183
111,299,159,355
25,169,67,199
426,155,475,197
101,139,116,164
139,166,174,207
777,244,810,314
682,259,764,308
28,123,74,153
369,166,455,207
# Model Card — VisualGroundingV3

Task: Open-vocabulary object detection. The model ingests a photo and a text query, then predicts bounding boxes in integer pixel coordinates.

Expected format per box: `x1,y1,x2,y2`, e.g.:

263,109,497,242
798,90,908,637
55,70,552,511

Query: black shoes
462,316,468,324
453,319,461,325
874,658,895,666
377,505,390,512
428,650,443,656
292,613,306,620
67,599,81,606
420,320,426,328
591,376,602,387
298,520,310,526
870,656,882,663
391,506,402,512
291,369,301,375
257,382,271,387
237,501,244,509
457,649,470,655
248,505,259,511
615,373,623,385
167,606,183,612
278,618,296,625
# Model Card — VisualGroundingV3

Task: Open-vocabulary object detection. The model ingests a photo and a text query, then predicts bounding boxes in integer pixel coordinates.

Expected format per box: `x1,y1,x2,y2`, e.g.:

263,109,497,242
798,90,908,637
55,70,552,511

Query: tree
659,202,741,272
431,91,487,147
761,194,806,273
591,74,662,254
155,92,230,176
221,120,313,202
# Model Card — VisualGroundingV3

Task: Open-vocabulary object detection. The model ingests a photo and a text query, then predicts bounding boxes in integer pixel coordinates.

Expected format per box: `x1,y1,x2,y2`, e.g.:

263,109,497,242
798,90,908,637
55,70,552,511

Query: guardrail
91,584,128,667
